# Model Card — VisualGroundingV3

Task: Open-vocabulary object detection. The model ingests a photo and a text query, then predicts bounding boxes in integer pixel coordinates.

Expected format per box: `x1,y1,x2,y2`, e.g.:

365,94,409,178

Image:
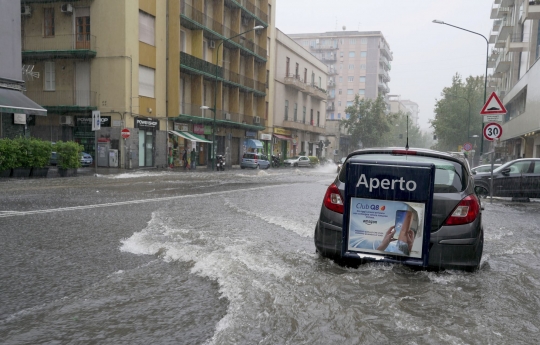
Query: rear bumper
315,217,482,270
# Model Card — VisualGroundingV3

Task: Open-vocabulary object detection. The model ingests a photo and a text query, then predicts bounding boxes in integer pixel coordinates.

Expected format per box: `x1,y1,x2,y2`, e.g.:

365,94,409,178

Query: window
284,100,289,120
266,70,269,88
360,38,368,43
340,64,343,70
303,106,306,124
346,113,350,119
267,37,270,56
304,68,307,83
360,51,367,58
347,101,353,106
349,39,356,44
44,61,55,91
44,8,54,37
319,76,322,87
359,89,365,95
317,111,320,126
180,30,186,52
139,65,155,98
338,101,342,106
359,76,366,83
339,89,342,95
286,57,290,76
340,52,344,57
338,113,341,119
348,64,354,70
339,77,343,83
348,76,354,82
347,89,353,95
330,113,335,120
294,103,298,121
310,109,314,125
349,51,355,57
360,64,366,70
139,11,155,46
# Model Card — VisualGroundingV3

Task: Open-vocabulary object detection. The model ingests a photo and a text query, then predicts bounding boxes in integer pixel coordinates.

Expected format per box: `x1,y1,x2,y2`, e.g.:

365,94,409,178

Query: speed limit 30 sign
483,122,503,141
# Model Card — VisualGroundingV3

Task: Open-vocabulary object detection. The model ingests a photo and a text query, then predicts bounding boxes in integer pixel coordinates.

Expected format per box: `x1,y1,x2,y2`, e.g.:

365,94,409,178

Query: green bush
14,136,32,168
308,156,320,165
29,138,53,168
56,141,83,169
0,138,20,171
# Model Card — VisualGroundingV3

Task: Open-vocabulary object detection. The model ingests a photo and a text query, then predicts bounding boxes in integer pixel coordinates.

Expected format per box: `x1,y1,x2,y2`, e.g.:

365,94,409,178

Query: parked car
471,164,502,174
240,153,270,169
336,157,346,173
283,156,311,167
49,152,58,166
315,147,484,271
80,152,93,167
473,158,540,198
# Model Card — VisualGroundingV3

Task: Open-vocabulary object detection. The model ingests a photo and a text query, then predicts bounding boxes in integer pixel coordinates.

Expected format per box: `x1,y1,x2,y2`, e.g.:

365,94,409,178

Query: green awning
168,130,212,143
0,88,47,116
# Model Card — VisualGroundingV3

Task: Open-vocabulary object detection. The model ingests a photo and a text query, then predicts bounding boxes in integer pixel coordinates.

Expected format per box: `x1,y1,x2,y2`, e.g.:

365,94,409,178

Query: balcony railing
310,43,339,51
307,83,327,100
180,52,265,94
326,104,335,111
283,73,306,91
25,90,97,109
21,34,97,58
328,68,339,75
181,2,223,36
320,55,337,62
179,102,266,127
229,0,268,24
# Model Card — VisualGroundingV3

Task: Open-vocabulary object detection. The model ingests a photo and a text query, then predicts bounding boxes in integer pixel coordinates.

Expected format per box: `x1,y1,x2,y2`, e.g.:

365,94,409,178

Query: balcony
379,68,390,82
507,34,529,52
180,52,265,95
320,54,337,63
24,90,97,113
500,0,514,7
307,84,327,100
494,55,511,74
21,34,97,60
380,44,393,61
327,68,339,76
310,43,339,51
327,80,336,88
326,104,335,111
225,0,268,26
282,119,325,134
521,1,540,22
283,73,306,91
378,82,389,94
177,102,266,130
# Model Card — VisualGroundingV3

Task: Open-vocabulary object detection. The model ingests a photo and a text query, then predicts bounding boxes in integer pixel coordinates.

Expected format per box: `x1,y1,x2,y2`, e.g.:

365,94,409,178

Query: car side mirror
474,185,488,197
501,168,511,175
471,170,477,175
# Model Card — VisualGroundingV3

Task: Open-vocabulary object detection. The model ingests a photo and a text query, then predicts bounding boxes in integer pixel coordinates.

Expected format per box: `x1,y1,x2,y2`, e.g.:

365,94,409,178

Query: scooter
216,155,225,171
271,155,280,168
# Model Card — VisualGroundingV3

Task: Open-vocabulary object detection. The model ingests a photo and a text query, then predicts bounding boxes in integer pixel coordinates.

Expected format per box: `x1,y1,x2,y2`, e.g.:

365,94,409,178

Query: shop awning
273,134,293,140
0,88,47,116
247,139,263,149
168,130,212,143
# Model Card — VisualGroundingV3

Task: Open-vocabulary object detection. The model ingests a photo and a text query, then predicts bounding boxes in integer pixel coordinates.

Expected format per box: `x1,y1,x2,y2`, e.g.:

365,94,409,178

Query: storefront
260,133,272,155
168,124,212,168
273,127,293,160
135,117,159,167
74,115,111,157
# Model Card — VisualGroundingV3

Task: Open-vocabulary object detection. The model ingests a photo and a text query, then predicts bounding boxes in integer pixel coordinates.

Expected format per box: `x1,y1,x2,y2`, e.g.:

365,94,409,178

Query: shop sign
135,117,159,130
77,116,111,127
292,139,297,145
204,125,212,135
194,124,205,134
274,127,291,136
260,133,272,141
174,123,189,131
14,113,26,125
343,161,435,268
246,130,257,138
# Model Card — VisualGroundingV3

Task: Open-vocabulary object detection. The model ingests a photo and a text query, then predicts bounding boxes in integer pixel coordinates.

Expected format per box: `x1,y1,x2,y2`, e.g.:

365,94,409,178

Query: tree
430,73,484,152
385,111,432,149
341,95,395,149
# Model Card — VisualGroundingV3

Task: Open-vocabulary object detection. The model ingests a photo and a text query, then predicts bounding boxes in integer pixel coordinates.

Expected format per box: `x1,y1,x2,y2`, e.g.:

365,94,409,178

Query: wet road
1,166,540,344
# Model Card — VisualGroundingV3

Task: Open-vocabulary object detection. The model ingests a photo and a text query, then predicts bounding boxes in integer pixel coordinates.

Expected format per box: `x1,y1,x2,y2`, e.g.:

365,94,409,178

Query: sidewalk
46,164,243,177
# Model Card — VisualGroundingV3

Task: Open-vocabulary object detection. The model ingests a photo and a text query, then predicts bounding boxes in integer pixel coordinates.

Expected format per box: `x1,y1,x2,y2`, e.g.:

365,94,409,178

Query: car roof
346,147,466,167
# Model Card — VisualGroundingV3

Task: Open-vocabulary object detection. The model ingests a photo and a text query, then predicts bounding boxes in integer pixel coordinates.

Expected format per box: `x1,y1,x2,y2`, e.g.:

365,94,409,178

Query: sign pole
92,110,101,175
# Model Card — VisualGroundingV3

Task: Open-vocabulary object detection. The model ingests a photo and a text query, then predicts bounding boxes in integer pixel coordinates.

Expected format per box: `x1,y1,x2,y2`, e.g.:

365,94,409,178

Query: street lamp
448,93,471,140
432,19,489,160
201,25,264,171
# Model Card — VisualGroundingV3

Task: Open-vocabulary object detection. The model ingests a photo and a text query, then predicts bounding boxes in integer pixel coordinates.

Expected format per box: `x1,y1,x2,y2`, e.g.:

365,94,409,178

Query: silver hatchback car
315,148,484,271
240,153,270,169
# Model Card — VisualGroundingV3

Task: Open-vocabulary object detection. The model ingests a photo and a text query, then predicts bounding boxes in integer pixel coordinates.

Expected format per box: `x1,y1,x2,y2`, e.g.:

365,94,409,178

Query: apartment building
389,95,420,127
288,30,392,160
488,0,540,159
0,0,46,139
16,0,273,169
271,29,327,160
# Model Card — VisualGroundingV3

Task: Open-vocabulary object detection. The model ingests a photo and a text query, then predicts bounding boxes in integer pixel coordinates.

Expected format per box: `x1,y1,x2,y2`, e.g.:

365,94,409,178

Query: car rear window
243,153,256,159
338,153,467,193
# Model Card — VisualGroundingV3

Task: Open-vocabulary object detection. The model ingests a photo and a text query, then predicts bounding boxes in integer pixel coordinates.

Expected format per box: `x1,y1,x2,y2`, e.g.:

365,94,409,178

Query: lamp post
448,93,471,140
201,25,264,171
432,19,488,161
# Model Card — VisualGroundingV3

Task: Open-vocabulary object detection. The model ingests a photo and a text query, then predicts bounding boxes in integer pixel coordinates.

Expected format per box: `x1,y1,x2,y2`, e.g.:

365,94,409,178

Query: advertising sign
343,160,435,267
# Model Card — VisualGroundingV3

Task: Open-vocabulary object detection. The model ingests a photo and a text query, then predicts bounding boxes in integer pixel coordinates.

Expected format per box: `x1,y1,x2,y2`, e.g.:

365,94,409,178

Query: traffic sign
480,92,507,115
484,114,503,122
121,128,130,139
483,122,503,141
92,110,101,131
463,142,473,151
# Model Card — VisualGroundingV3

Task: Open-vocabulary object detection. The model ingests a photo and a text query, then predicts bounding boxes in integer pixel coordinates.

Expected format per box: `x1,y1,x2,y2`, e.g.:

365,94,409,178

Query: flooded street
1,167,540,344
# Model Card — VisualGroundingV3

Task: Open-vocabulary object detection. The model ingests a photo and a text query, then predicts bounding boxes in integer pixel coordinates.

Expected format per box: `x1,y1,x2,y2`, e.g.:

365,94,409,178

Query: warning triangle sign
480,92,507,115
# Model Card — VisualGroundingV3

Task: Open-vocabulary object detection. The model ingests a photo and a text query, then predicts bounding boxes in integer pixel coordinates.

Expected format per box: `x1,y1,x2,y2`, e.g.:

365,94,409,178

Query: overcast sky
275,0,494,131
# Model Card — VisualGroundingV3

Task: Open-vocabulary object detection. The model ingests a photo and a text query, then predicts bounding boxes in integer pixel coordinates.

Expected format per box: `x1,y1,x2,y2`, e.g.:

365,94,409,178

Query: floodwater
1,165,540,344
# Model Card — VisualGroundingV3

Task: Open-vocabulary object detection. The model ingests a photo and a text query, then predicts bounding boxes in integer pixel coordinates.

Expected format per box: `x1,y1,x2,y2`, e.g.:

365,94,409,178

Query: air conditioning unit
59,115,74,126
253,116,261,124
334,149,339,155
224,113,231,120
209,40,216,49
21,5,31,16
61,4,73,13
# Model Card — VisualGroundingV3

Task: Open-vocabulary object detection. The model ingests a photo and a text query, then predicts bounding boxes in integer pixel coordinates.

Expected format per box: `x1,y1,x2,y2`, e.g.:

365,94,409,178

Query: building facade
271,29,327,160
389,95,420,127
488,0,540,159
288,30,393,161
16,0,273,169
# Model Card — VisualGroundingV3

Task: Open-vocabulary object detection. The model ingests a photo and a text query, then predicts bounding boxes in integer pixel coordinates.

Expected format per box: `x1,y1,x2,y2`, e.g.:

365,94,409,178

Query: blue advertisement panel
343,160,435,267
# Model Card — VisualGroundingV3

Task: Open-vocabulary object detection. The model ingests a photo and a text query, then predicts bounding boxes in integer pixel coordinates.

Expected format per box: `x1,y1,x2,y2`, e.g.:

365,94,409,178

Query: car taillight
392,149,417,155
444,194,480,225
323,183,344,214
